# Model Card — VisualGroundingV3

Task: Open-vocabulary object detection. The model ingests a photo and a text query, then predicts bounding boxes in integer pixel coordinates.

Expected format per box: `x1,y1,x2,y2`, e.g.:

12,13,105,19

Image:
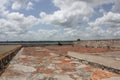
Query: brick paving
0,46,120,80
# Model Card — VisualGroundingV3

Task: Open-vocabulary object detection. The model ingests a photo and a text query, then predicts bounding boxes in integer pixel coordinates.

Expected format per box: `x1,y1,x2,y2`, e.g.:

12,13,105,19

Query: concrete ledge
0,46,22,75
67,52,120,74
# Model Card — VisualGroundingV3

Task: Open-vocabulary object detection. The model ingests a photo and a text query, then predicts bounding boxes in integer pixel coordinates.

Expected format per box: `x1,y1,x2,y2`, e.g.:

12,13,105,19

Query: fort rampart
73,39,120,49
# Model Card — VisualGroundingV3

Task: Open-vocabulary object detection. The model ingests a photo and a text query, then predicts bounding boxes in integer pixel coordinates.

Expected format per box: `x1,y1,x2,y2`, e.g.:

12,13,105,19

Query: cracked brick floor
0,46,120,80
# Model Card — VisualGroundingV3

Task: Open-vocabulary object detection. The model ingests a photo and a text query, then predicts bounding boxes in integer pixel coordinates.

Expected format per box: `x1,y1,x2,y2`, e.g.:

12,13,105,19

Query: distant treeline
0,41,74,45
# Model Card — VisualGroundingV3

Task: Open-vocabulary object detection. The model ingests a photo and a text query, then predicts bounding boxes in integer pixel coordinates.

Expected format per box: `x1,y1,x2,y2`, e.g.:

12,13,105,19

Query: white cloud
85,26,120,39
12,1,22,10
0,0,8,9
0,0,120,41
0,29,59,41
11,0,34,10
26,2,33,10
112,0,120,13
81,0,113,7
0,12,38,37
88,11,120,39
0,0,10,17
0,0,40,41
89,12,120,27
39,0,118,28
18,28,86,41
39,0,94,27
86,26,105,38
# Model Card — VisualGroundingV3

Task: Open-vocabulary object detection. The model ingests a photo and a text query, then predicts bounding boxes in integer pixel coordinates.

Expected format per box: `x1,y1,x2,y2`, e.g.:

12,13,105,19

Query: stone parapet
0,45,22,75
74,39,120,49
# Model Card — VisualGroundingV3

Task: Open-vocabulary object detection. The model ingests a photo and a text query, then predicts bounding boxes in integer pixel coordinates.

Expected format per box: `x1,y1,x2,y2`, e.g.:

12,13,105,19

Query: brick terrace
0,46,120,80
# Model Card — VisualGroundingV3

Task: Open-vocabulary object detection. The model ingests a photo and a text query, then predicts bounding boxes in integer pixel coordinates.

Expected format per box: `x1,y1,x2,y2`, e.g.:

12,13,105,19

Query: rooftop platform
0,46,120,80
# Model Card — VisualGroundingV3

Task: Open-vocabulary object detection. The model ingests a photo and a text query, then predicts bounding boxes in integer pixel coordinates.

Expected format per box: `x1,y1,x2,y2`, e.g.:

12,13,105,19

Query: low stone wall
74,39,120,49
0,46,22,75
66,55,120,74
67,52,120,74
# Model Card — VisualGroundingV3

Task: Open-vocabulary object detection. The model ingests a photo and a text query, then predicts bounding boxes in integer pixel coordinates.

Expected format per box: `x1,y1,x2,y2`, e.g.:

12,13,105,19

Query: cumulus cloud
39,0,118,28
39,0,94,27
0,12,38,37
12,1,22,10
0,0,9,17
88,11,120,39
86,26,106,39
89,12,120,27
0,29,62,41
26,2,33,10
11,0,35,10
0,0,40,41
18,29,58,41
112,0,120,13
81,0,113,7
85,26,120,39
0,0,120,41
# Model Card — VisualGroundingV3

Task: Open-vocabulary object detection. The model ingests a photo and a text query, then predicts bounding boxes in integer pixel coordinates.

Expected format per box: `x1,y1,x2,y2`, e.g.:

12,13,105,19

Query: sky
0,0,120,41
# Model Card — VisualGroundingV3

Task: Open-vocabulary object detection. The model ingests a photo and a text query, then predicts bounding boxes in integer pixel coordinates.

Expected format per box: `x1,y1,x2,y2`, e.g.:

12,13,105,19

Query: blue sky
0,0,120,41
18,0,59,17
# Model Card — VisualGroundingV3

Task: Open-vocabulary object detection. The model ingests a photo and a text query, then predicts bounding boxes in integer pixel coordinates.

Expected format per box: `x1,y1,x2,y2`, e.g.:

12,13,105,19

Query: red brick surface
0,46,119,80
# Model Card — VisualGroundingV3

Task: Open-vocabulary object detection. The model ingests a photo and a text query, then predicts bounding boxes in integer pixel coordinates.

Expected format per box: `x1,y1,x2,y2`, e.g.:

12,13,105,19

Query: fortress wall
0,46,22,75
73,39,120,49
